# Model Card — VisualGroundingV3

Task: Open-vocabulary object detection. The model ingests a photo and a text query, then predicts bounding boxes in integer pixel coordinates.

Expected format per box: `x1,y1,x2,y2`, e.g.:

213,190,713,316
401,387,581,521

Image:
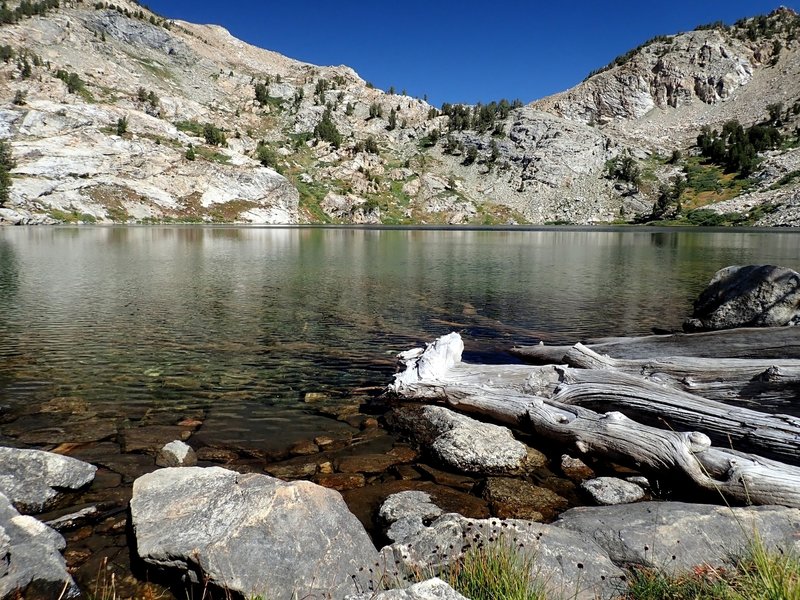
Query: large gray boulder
0,492,79,599
556,501,800,572
388,405,538,475
130,467,379,599
0,447,97,513
581,477,645,506
379,513,625,600
684,265,800,332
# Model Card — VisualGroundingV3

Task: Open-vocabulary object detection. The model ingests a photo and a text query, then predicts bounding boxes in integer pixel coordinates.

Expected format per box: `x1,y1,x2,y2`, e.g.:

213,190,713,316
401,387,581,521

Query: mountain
0,1,798,226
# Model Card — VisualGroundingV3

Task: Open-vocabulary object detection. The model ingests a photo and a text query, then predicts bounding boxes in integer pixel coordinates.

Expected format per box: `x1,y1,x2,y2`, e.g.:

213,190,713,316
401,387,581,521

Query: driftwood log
511,326,800,362
390,333,800,509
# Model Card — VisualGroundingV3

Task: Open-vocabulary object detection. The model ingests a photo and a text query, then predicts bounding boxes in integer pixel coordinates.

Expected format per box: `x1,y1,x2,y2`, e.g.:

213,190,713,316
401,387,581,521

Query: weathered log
526,398,800,508
390,333,800,508
562,343,800,405
552,366,800,465
511,326,800,362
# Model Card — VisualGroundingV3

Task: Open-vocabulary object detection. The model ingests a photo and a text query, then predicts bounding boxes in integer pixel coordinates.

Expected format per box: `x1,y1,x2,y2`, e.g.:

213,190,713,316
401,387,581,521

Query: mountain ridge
0,1,798,226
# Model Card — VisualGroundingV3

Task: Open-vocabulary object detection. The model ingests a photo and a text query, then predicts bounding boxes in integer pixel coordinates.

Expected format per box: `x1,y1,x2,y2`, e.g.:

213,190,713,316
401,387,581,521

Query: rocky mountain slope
0,1,799,225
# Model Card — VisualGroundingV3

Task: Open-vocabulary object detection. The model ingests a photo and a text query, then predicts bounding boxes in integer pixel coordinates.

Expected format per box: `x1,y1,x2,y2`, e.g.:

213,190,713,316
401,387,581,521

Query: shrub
0,139,16,207
313,108,341,148
203,123,226,146
185,144,196,161
255,142,279,170
116,116,128,135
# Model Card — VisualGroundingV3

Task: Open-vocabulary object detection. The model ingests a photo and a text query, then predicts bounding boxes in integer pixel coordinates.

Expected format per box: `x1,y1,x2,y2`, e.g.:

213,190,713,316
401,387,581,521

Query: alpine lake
1,225,799,597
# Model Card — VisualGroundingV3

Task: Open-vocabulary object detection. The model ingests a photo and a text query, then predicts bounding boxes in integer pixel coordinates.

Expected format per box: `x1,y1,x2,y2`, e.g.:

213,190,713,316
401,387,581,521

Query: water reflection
0,226,798,445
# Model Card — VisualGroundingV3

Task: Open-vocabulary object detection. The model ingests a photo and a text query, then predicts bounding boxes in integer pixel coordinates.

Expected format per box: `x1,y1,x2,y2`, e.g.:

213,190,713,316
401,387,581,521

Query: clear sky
143,1,798,107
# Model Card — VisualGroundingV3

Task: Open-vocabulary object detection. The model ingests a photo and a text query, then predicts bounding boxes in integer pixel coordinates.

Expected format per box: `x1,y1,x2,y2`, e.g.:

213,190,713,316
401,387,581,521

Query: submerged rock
0,447,96,513
0,492,79,599
155,440,197,468
130,467,379,599
684,265,800,332
482,477,568,521
555,501,800,572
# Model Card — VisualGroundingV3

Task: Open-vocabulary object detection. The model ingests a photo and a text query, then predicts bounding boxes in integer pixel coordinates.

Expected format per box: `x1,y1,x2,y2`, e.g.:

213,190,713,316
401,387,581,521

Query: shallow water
1,225,799,450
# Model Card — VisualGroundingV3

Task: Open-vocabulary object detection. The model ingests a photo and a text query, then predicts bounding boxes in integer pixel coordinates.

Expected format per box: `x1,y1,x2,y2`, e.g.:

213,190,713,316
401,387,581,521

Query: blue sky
144,1,797,107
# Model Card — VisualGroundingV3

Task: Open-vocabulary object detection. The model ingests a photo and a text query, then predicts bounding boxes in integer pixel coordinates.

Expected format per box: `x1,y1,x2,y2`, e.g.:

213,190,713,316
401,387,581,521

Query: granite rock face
130,466,379,599
556,501,800,572
684,265,800,331
379,513,626,600
0,492,79,599
0,447,97,513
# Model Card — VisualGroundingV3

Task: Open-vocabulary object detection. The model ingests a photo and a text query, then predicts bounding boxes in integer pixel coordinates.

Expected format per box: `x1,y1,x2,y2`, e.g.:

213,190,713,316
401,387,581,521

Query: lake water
1,226,799,453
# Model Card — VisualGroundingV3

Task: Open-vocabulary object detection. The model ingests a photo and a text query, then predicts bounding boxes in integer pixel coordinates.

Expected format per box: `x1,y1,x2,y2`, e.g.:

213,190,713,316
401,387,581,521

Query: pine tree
0,139,16,207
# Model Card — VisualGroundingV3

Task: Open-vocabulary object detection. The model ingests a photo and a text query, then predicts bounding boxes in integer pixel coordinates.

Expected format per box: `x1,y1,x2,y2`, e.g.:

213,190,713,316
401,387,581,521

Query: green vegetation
203,123,227,147
255,141,280,171
176,120,204,136
12,90,26,106
770,169,800,189
419,540,544,600
313,108,342,148
0,139,15,207
185,144,196,161
697,119,782,177
440,99,521,133
194,146,229,164
625,533,799,600
48,209,97,223
605,153,641,186
0,0,60,25
54,69,85,94
116,116,128,136
586,34,673,79
0,44,13,62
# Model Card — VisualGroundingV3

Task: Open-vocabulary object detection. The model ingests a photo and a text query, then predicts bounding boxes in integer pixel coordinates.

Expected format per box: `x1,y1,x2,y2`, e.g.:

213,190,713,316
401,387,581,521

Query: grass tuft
439,539,545,600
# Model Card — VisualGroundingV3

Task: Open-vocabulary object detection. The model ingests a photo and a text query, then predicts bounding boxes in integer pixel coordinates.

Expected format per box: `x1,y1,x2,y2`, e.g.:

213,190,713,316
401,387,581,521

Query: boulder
380,513,625,600
155,440,197,467
684,265,800,331
130,467,379,599
388,405,533,475
581,477,645,506
555,501,800,572
379,491,444,543
346,578,469,600
0,492,79,599
560,455,595,482
0,447,97,513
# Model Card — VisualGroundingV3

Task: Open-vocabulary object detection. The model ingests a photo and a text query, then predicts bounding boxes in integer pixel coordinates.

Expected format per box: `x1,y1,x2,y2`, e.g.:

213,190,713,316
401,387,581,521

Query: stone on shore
130,467,379,599
555,501,800,572
0,447,97,513
379,491,444,543
581,477,645,506
346,578,469,600
684,265,800,332
389,405,535,475
380,513,625,600
155,440,197,467
0,492,79,599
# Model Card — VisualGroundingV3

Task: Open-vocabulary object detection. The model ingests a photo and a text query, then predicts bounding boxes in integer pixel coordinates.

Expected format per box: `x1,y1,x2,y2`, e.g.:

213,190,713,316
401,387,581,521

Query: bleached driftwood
389,333,800,508
511,326,800,362
560,343,800,405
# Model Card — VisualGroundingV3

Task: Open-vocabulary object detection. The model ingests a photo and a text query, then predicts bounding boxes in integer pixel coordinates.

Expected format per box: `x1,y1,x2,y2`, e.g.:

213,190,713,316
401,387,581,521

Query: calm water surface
0,226,798,450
